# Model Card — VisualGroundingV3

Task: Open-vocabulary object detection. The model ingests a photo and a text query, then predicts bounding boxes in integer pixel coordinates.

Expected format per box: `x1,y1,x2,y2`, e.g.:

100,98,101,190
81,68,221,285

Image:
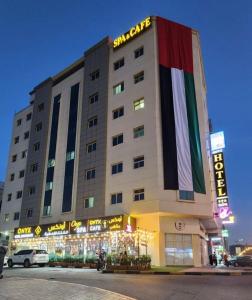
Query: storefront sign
210,131,225,152
212,152,228,198
222,229,229,237
219,207,232,220
217,197,229,207
222,215,235,224
113,17,152,49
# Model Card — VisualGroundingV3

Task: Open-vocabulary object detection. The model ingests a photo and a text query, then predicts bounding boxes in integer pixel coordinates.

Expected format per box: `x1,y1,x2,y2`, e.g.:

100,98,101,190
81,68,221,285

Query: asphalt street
3,266,252,300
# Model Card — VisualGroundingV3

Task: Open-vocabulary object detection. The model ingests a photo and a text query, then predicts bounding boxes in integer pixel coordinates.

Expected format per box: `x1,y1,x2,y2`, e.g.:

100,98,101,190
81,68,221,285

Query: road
3,266,252,300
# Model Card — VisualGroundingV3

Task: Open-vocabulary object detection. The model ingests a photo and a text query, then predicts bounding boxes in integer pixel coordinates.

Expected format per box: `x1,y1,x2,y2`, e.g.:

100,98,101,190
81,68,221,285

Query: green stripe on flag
184,72,206,194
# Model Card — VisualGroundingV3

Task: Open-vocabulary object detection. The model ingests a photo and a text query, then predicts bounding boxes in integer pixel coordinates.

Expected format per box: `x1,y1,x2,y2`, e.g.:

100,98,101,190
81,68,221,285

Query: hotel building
0,16,221,266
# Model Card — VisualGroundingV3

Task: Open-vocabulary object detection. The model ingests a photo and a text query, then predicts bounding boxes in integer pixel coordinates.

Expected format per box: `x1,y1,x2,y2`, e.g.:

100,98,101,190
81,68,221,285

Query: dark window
28,186,35,195
86,168,96,180
134,189,145,201
134,71,144,84
114,58,124,70
24,131,29,139
16,190,23,199
134,156,144,169
113,107,124,119
33,142,40,152
112,162,123,175
35,122,42,132
135,46,144,58
19,170,25,178
26,113,32,121
88,116,98,128
36,250,48,254
90,69,100,81
87,141,96,153
113,82,124,95
10,173,15,181
179,190,194,201
26,208,33,218
13,212,20,221
7,193,12,201
12,154,17,162
112,134,123,146
14,136,19,144
30,163,38,173
134,125,144,138
84,197,94,208
66,151,75,161
17,119,22,126
111,193,123,204
38,103,44,112
89,93,99,104
21,150,27,158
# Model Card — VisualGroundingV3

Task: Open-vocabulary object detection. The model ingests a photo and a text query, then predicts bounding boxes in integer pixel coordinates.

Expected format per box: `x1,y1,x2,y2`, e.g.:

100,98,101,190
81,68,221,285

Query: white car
8,249,49,268
4,256,8,266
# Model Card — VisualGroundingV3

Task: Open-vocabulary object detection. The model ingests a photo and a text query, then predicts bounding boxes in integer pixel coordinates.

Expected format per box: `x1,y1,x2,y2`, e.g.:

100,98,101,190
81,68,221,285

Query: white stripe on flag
171,68,193,191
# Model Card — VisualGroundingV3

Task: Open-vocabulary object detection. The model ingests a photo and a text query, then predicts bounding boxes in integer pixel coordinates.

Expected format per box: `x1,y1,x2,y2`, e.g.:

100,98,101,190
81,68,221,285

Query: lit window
114,58,124,70
89,93,99,104
134,125,144,138
134,98,144,111
43,206,51,216
66,151,75,161
88,116,98,128
113,107,124,119
4,214,9,222
87,141,96,153
112,162,123,175
134,71,144,84
133,156,144,169
86,168,96,180
48,159,55,168
134,189,145,201
90,70,100,81
84,197,94,208
112,134,123,146
135,46,144,59
45,181,53,191
17,119,22,126
111,193,122,205
14,212,20,221
113,82,124,95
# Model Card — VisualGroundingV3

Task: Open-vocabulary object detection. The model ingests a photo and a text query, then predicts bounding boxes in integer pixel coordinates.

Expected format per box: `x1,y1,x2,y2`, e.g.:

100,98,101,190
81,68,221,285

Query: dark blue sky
0,0,251,244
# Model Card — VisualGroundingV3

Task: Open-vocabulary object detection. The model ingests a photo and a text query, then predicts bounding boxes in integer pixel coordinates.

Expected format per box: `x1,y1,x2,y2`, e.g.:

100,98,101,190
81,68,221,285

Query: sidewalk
0,277,136,300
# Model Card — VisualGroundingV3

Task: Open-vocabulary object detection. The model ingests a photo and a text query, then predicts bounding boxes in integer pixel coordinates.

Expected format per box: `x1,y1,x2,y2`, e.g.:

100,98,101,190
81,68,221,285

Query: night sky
0,0,251,244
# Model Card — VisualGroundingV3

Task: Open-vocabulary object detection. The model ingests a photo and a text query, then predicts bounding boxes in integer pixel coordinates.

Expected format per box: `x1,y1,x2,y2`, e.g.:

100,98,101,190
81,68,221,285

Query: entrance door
165,233,193,265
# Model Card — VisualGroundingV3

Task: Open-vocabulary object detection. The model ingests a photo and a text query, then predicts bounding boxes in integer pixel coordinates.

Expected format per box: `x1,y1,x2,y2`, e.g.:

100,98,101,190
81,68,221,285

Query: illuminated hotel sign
213,152,228,198
14,215,136,239
113,17,152,49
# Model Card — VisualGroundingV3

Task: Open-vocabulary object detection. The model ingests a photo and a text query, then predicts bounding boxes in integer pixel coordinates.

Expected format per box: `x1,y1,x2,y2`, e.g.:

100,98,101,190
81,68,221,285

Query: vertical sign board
212,152,228,198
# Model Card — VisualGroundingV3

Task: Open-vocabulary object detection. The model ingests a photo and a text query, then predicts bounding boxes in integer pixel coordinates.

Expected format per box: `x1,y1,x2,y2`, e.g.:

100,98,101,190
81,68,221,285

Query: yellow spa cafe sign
113,17,152,49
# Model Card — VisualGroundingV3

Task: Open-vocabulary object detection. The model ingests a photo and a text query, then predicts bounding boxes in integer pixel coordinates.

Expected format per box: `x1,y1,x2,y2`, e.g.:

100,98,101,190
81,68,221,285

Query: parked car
229,255,252,267
8,249,49,268
4,256,8,266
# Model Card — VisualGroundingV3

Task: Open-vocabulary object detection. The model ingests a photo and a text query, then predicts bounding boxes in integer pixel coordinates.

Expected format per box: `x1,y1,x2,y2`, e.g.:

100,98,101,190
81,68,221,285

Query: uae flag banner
157,17,205,194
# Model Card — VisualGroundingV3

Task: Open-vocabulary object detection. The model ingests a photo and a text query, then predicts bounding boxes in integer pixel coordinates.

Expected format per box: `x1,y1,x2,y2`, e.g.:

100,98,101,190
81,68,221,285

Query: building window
113,107,124,119
4,214,9,222
12,154,17,162
89,93,99,104
21,150,27,158
45,181,53,191
134,125,144,138
134,189,145,201
33,142,40,152
35,122,42,132
14,136,19,144
13,212,20,221
133,156,144,169
38,102,44,112
19,170,25,178
86,168,96,180
17,119,22,126
28,186,36,196
66,151,75,161
24,131,29,139
88,116,98,128
43,206,51,216
87,141,96,153
134,71,144,84
84,197,94,208
114,58,124,70
26,113,32,121
112,133,123,146
111,193,122,205
30,163,38,173
135,46,144,59
134,98,145,111
10,173,15,181
48,159,55,168
113,82,124,95
179,190,194,201
112,162,123,175
7,193,12,201
16,190,23,199
26,209,33,218
90,69,100,81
